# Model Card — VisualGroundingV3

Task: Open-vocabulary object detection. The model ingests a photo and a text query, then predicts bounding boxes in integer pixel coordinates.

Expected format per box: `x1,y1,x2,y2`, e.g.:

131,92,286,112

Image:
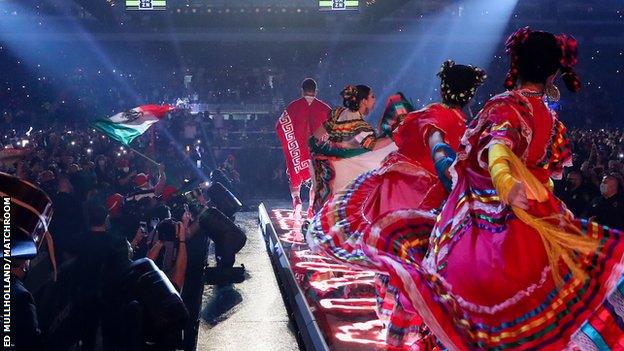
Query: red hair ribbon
557,34,582,92
504,27,532,90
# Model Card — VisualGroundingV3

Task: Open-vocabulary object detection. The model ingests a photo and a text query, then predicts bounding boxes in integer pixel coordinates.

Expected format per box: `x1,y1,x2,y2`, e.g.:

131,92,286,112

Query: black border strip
258,203,329,351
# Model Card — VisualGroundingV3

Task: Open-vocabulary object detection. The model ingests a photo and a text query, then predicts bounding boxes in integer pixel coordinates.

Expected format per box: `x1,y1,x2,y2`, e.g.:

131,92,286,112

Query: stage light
87,148,92,154
70,141,76,146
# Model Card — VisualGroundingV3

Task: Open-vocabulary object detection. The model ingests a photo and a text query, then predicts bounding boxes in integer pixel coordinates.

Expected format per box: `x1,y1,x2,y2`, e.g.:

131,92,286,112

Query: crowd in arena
1,112,255,349
557,128,624,229
2,74,623,351
2,4,623,348
2,38,621,130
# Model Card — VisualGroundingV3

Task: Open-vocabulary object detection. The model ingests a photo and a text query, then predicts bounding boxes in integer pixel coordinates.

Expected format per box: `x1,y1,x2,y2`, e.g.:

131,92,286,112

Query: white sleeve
354,130,374,144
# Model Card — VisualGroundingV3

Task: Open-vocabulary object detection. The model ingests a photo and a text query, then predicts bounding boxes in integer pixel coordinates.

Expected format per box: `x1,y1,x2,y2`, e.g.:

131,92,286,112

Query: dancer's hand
372,137,392,150
508,181,528,210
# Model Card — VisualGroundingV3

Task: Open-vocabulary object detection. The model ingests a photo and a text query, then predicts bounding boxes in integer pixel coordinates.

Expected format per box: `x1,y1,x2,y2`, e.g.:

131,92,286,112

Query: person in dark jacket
587,174,624,230
560,169,597,217
10,259,44,351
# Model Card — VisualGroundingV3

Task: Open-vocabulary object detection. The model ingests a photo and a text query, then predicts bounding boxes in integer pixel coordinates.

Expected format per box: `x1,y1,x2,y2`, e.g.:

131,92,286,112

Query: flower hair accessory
438,60,487,106
341,85,359,102
437,60,455,78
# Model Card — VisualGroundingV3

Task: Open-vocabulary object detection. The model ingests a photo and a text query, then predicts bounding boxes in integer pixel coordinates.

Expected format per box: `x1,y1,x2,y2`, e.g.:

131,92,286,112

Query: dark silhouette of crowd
1,111,254,350
556,129,624,229
3,102,623,351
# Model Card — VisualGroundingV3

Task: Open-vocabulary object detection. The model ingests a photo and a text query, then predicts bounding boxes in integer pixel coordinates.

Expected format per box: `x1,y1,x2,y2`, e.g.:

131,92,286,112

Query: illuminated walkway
262,201,388,351
196,210,300,351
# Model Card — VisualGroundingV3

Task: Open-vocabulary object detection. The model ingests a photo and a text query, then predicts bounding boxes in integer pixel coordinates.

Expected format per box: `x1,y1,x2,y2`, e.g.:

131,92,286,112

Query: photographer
147,210,190,292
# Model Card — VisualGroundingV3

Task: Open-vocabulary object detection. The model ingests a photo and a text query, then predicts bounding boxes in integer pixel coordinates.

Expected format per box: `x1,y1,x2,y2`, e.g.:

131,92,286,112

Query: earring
545,83,560,102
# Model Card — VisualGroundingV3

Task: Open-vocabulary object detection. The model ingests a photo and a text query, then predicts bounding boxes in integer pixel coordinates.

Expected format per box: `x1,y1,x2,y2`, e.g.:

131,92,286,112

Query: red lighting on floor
335,320,387,347
270,208,388,350
309,272,375,292
319,298,377,312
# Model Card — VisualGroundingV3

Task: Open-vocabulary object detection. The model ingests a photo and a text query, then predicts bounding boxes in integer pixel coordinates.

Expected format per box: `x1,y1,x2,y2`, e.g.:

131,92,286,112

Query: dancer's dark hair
437,60,487,107
301,78,317,93
504,27,581,92
340,84,371,112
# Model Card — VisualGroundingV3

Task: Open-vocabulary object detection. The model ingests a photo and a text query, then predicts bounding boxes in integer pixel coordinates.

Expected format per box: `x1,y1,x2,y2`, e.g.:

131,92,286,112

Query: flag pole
129,147,160,166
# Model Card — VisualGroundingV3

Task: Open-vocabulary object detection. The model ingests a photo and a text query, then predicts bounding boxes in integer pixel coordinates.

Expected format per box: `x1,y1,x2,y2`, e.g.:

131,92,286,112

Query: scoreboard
126,0,167,10
319,0,359,11
124,1,359,12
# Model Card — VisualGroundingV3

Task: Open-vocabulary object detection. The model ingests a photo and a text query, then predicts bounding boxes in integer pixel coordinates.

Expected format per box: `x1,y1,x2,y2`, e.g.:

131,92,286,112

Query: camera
156,218,178,242
182,188,203,203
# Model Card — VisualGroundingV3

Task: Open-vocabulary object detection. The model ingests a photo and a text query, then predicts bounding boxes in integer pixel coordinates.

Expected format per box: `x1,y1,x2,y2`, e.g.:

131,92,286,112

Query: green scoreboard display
126,0,166,11
319,0,359,11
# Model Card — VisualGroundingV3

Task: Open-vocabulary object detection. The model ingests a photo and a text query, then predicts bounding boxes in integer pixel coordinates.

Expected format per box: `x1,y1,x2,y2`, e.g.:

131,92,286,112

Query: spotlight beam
370,0,518,121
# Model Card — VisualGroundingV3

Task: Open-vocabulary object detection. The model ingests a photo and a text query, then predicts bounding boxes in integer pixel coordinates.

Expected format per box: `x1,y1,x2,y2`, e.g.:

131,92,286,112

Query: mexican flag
93,104,174,146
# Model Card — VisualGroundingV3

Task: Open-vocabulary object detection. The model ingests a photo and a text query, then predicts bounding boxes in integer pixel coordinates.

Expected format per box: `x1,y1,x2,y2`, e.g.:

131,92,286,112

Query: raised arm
154,163,167,196
171,221,188,291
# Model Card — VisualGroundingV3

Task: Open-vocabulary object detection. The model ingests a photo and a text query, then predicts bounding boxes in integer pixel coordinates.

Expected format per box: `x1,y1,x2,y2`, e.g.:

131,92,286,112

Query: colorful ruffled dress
310,106,398,213
365,90,624,350
308,103,467,266
308,103,468,349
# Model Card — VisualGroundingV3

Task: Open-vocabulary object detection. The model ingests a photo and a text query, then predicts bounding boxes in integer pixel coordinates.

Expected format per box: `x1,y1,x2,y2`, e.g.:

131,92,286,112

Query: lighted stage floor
259,204,389,351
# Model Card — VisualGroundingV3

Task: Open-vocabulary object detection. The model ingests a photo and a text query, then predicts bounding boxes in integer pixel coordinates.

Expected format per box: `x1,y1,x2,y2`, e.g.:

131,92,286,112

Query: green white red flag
93,104,174,146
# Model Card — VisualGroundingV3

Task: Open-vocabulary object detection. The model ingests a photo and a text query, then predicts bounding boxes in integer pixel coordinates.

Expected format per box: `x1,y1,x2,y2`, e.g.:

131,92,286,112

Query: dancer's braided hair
504,27,581,92
438,60,487,107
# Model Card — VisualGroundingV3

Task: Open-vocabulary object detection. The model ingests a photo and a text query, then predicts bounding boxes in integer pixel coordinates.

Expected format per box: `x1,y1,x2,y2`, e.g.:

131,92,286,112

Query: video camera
166,177,247,282
167,178,242,220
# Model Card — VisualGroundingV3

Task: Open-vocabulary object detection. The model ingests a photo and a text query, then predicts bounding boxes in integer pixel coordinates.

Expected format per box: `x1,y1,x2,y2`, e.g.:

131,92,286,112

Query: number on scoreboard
319,0,359,11
126,0,167,11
